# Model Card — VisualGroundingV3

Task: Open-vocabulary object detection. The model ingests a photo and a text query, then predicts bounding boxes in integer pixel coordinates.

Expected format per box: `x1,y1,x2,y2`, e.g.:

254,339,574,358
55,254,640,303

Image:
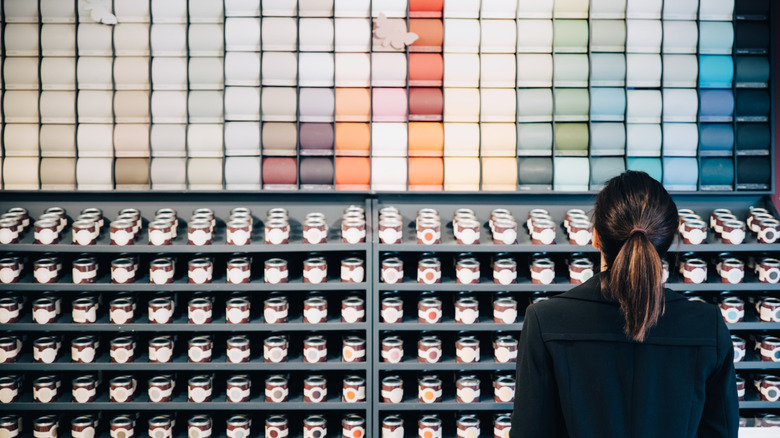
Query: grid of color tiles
0,0,773,191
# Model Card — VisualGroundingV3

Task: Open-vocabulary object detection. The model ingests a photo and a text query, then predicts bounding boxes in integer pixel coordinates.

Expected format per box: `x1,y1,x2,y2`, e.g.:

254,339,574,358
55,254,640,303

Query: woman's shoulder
525,279,622,336
527,276,722,344
658,292,725,336
534,275,617,311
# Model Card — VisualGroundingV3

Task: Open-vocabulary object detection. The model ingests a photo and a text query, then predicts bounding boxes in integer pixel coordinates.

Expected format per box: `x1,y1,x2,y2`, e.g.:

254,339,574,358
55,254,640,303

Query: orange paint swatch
409,19,443,51
409,53,443,86
409,122,444,157
335,123,370,156
409,157,444,189
410,0,443,17
335,88,371,122
335,157,370,189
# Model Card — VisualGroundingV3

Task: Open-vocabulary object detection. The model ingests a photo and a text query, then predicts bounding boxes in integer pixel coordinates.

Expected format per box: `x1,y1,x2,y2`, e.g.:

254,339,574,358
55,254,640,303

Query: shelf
735,361,780,370
1,400,368,412
377,279,780,293
5,277,777,292
377,401,513,411
378,242,599,253
382,400,779,412
727,322,780,330
670,241,780,253
2,239,370,254
0,277,369,291
0,361,369,372
378,322,522,331
377,361,516,371
376,400,780,410
738,401,780,410
1,314,368,331
377,238,780,253
666,281,780,292
383,321,779,333
0,353,369,371
376,282,577,292
7,319,773,334
3,353,775,373
382,321,780,332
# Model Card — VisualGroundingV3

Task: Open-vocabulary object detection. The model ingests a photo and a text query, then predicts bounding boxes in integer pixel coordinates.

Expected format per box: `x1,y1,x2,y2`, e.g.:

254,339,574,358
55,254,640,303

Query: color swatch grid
0,0,773,191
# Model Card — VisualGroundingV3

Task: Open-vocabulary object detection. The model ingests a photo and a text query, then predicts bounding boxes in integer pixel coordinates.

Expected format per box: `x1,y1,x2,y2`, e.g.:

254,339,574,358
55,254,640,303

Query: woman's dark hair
593,171,678,342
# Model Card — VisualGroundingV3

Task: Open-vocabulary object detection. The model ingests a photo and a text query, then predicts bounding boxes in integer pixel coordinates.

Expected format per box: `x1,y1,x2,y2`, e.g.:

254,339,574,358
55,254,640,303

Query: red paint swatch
409,53,443,86
262,157,297,186
409,88,443,121
410,0,443,17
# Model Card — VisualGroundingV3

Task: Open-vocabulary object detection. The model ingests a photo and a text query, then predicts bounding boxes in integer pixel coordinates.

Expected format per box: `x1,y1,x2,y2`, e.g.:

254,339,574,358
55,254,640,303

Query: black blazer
510,273,738,438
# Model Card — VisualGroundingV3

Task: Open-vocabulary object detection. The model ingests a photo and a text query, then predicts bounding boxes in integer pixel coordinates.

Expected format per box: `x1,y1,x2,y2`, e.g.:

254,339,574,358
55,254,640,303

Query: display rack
0,192,373,438
0,191,779,437
371,193,780,437
0,1,773,193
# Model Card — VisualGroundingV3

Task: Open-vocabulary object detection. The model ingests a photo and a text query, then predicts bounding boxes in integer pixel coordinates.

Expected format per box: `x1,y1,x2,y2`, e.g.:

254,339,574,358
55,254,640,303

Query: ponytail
593,171,678,343
604,231,665,342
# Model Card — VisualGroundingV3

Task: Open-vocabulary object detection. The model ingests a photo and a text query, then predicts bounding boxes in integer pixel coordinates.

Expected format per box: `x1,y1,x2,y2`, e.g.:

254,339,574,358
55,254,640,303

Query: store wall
0,0,775,193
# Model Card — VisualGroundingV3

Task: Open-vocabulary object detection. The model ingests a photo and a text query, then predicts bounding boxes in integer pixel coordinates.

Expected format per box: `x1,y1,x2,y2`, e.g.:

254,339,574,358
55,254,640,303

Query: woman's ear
592,228,600,249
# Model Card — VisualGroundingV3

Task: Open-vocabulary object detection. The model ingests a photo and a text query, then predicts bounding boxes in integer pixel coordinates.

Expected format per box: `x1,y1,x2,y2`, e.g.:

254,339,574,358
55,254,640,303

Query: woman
510,171,738,438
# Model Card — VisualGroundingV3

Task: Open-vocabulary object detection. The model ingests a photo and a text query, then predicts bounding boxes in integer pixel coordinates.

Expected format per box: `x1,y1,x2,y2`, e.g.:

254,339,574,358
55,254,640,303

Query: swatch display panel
0,0,774,193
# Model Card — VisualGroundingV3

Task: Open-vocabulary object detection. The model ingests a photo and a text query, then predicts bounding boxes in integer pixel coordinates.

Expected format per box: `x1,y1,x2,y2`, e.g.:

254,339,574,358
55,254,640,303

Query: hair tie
630,228,647,236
